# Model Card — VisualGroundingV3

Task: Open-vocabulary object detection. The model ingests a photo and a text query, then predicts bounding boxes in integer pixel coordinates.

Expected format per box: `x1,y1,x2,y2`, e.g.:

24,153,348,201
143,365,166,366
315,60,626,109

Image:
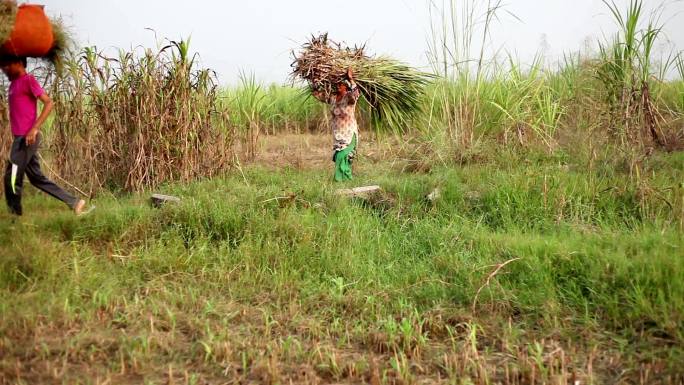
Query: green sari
333,134,357,182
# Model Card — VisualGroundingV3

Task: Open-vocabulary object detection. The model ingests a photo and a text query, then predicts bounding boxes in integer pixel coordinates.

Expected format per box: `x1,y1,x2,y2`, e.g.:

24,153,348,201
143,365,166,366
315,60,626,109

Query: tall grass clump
424,0,567,154
424,0,504,149
220,80,327,139
670,52,684,114
258,85,327,134
596,0,670,147
422,0,683,161
223,74,329,160
0,0,17,46
423,0,564,153
226,72,266,160
49,40,233,193
483,56,565,149
223,80,395,145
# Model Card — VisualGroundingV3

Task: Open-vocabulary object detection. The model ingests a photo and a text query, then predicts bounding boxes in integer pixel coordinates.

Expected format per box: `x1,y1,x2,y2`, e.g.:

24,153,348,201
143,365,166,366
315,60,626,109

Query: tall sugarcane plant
597,0,667,146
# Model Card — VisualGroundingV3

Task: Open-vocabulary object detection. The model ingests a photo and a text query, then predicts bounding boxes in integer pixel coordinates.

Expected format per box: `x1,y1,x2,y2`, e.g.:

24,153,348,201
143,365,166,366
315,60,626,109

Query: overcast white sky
46,0,684,84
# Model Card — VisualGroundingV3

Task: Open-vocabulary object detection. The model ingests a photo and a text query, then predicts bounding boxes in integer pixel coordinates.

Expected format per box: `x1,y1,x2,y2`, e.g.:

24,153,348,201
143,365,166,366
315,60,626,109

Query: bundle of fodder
0,1,70,66
0,1,17,45
291,34,433,130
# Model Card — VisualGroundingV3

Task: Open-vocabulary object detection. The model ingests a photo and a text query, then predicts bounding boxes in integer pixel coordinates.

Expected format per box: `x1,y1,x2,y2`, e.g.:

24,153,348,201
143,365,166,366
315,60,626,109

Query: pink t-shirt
8,73,44,136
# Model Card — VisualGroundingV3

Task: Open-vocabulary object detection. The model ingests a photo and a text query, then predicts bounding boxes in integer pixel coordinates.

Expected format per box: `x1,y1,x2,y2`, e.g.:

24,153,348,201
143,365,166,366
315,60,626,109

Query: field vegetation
0,0,683,384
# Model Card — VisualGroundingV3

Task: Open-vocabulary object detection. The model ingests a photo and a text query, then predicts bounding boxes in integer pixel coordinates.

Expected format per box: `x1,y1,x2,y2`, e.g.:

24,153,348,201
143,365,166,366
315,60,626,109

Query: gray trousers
4,135,78,215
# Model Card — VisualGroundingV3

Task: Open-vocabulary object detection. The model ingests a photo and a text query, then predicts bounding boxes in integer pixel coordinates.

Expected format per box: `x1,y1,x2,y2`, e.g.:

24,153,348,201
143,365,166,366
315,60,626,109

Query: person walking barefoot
312,67,360,182
1,56,86,216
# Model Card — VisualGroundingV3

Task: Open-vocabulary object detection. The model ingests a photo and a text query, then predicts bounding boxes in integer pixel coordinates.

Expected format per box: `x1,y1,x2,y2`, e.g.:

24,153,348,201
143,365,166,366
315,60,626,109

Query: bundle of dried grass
291,34,433,130
45,18,72,70
0,0,17,45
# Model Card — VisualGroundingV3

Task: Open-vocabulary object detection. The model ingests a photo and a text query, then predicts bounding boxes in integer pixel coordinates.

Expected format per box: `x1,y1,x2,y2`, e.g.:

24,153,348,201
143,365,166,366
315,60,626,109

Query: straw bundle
46,18,71,68
291,34,433,130
0,0,17,45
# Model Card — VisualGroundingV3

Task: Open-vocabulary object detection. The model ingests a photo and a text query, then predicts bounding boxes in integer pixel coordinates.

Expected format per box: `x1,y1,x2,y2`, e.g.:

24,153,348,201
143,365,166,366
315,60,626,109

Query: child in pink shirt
1,56,85,216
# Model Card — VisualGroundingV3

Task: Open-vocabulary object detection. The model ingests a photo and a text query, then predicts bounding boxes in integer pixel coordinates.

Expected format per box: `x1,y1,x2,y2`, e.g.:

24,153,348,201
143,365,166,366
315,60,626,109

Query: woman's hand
312,89,327,103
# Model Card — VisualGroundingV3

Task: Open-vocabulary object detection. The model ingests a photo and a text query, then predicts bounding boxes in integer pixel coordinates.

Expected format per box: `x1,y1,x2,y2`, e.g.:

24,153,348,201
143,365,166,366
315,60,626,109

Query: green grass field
2,145,682,384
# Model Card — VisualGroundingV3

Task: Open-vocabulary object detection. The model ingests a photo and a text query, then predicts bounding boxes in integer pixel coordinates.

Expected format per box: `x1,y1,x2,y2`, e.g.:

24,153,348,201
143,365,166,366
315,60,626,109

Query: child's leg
25,153,79,209
4,160,23,215
4,137,29,215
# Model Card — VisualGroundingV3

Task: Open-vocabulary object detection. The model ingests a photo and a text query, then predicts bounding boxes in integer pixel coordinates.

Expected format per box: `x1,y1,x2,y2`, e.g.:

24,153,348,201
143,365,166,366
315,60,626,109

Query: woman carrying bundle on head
292,34,432,182
312,67,359,182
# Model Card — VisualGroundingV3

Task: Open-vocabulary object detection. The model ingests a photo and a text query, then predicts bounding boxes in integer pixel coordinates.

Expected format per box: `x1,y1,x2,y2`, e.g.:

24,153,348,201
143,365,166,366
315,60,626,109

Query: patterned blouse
328,86,360,153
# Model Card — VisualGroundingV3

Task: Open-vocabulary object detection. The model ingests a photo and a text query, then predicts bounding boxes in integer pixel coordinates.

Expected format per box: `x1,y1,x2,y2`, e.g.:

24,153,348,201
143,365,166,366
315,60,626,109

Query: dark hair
0,55,27,68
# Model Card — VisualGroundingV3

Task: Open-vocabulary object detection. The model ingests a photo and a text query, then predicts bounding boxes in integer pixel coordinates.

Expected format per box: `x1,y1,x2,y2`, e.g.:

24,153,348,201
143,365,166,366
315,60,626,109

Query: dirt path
242,133,403,172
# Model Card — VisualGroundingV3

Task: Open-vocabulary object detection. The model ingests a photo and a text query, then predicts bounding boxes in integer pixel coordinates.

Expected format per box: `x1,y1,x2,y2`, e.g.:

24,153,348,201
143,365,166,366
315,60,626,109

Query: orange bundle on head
1,3,54,57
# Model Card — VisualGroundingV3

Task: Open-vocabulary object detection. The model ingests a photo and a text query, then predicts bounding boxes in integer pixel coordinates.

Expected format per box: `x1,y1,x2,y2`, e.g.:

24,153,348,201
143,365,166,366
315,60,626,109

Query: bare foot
74,200,87,216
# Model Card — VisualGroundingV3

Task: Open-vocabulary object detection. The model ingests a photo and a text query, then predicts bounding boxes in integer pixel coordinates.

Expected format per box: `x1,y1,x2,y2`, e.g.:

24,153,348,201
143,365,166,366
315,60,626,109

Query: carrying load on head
291,33,432,182
1,1,86,216
1,0,68,64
